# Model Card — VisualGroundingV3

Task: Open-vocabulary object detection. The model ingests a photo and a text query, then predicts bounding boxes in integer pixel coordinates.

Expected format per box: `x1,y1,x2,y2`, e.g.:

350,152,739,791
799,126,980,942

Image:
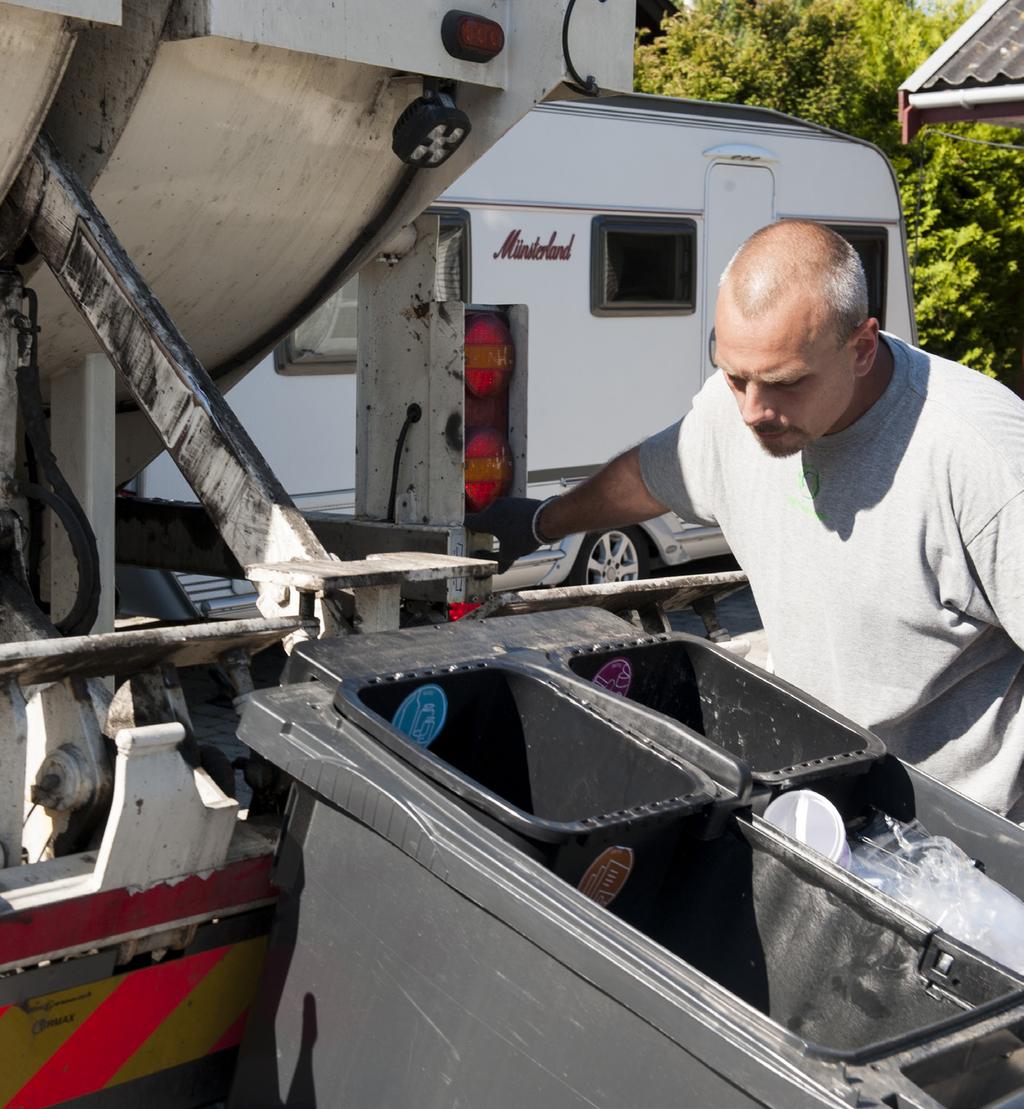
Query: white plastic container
763,790,852,868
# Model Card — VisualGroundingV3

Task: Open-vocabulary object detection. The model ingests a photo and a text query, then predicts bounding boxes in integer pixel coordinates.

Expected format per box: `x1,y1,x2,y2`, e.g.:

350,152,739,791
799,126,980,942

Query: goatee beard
751,427,804,458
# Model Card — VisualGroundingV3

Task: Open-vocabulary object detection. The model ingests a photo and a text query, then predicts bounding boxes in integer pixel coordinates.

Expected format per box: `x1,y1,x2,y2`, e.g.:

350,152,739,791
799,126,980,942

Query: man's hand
466,447,668,575
466,497,552,573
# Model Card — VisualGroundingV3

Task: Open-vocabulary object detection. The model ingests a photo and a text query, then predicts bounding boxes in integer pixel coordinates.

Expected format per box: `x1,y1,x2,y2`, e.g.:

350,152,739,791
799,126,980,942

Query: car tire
565,526,650,586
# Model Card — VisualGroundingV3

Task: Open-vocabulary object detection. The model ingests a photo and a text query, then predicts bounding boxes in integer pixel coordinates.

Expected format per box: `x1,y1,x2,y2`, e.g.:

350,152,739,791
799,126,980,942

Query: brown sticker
577,846,634,908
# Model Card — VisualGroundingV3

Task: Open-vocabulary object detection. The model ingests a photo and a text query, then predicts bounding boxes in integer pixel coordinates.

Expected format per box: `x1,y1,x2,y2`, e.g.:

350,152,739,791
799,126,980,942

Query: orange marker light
442,11,505,63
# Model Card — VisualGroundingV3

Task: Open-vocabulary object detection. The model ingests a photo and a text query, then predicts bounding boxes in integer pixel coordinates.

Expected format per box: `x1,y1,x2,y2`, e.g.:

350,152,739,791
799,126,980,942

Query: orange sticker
577,846,634,907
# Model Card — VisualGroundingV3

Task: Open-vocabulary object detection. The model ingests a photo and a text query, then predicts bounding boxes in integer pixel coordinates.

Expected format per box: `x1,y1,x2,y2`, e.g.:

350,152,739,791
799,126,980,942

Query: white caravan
134,93,915,616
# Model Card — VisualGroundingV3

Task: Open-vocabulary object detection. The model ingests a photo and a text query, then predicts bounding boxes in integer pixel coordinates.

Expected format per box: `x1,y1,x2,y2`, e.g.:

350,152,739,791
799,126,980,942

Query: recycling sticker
591,657,633,697
392,684,448,748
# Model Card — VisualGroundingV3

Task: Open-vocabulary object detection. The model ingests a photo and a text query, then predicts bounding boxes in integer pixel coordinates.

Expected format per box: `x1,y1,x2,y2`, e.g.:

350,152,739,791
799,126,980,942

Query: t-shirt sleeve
637,386,721,526
638,421,686,509
966,489,1024,650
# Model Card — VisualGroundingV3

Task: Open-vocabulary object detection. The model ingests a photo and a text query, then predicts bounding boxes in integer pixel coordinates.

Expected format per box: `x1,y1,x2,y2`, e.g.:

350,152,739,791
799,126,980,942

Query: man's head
714,221,883,458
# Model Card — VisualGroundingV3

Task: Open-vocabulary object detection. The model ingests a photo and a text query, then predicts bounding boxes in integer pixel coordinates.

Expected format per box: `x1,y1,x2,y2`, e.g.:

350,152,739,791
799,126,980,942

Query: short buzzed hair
720,221,869,345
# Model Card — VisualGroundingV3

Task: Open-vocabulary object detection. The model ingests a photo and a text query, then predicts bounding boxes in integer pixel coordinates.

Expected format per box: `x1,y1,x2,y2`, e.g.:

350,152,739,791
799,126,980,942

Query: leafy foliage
635,0,1024,384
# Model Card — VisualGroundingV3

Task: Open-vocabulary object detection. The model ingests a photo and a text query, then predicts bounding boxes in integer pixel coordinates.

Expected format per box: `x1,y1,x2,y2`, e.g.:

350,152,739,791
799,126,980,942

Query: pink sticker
592,657,632,697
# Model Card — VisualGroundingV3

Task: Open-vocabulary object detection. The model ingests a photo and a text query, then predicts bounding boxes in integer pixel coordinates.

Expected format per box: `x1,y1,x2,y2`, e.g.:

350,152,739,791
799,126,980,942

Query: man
468,221,1024,820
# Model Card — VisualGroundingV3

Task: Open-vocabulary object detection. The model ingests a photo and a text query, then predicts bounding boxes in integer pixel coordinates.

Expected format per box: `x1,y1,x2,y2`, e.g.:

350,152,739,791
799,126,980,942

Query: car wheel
566,526,650,586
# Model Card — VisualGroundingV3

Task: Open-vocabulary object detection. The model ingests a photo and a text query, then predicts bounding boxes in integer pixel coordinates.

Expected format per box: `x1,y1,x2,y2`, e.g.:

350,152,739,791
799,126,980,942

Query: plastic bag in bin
850,814,1024,977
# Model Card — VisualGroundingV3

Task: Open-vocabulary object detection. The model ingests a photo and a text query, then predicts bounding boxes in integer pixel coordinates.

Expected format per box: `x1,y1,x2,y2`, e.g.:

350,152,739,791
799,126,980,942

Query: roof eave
900,83,1024,142
899,0,1015,93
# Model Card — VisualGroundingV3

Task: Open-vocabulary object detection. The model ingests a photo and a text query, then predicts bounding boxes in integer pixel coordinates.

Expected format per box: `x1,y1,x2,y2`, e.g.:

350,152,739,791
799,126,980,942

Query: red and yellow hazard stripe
0,936,266,1108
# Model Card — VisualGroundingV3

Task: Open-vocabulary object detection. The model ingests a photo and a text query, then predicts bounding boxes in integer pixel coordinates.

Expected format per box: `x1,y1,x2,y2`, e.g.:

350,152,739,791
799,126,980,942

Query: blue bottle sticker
392,684,448,748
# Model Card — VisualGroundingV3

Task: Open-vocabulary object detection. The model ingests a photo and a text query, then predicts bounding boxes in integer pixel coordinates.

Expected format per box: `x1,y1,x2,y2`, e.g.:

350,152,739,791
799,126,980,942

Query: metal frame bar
3,136,332,581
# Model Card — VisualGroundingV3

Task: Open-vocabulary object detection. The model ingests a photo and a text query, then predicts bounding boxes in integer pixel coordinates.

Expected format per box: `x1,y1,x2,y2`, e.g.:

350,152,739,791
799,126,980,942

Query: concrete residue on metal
6,137,337,619
0,1,77,208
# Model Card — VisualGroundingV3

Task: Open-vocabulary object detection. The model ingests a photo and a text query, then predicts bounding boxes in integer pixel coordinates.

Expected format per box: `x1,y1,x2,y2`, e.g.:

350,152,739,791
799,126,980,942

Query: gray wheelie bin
229,609,1024,1109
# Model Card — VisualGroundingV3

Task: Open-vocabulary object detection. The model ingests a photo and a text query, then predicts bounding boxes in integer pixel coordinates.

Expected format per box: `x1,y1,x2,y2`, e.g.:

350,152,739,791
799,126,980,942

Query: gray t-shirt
640,334,1024,819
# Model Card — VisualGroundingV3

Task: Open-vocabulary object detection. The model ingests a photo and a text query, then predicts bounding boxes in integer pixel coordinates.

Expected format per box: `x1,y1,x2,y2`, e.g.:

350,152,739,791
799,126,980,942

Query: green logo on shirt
799,468,820,499
787,466,831,525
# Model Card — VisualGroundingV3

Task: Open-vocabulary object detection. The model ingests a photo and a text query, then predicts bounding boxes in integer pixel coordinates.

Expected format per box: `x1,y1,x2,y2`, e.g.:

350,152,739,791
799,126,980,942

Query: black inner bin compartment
335,660,719,912
645,815,1024,1057
564,634,885,788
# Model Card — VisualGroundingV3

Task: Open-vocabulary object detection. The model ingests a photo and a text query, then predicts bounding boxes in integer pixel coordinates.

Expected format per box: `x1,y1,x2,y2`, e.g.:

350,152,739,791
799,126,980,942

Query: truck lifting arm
1,136,342,635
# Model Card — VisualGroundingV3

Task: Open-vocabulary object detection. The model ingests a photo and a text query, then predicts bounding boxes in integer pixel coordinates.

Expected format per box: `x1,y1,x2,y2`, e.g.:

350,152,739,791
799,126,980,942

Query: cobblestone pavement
669,583,769,668
666,556,768,668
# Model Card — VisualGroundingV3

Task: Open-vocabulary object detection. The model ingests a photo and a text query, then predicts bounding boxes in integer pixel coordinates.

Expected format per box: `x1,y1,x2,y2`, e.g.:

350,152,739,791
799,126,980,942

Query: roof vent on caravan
702,143,778,162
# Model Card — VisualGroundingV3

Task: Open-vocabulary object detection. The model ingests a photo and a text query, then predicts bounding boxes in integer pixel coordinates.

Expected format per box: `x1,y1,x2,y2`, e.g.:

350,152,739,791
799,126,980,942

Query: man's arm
966,490,1024,651
535,447,668,540
466,447,669,572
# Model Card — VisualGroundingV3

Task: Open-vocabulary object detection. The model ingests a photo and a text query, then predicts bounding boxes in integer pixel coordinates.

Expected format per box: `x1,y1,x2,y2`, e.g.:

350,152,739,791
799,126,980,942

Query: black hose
16,481,99,636
562,0,605,97
13,287,101,636
23,431,43,601
387,403,423,522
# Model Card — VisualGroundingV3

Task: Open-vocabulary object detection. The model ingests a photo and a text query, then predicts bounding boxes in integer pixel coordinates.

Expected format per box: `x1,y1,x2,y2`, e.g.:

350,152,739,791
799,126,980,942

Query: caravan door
702,162,775,380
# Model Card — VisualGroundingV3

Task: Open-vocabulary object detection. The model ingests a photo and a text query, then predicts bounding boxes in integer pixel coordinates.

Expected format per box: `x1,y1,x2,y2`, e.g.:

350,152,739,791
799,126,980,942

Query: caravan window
828,225,887,328
435,210,471,301
275,209,470,375
591,217,696,316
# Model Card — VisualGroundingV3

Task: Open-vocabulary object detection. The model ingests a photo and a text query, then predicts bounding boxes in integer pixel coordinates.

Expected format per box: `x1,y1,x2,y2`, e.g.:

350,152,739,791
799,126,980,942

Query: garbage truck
0,2,632,1104
3,4,1024,1109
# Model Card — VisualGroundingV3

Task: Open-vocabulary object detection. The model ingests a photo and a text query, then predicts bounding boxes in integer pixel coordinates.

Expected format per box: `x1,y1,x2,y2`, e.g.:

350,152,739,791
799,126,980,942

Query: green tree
635,0,1024,384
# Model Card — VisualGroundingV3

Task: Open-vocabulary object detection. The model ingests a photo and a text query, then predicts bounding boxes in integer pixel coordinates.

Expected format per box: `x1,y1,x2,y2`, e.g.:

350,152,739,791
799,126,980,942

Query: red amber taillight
463,310,515,514
464,427,513,513
464,311,514,398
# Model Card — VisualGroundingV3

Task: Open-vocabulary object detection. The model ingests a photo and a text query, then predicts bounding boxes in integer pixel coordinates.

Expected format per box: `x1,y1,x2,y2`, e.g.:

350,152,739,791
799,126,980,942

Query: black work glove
465,496,556,573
